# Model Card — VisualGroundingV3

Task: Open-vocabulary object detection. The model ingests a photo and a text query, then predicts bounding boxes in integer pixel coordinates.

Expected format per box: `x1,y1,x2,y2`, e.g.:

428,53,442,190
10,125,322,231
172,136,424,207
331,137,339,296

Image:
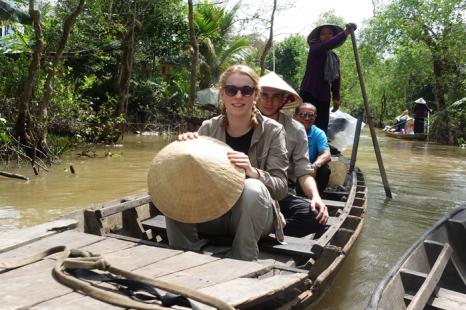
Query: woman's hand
344,23,357,36
178,132,198,141
332,99,340,112
227,151,260,179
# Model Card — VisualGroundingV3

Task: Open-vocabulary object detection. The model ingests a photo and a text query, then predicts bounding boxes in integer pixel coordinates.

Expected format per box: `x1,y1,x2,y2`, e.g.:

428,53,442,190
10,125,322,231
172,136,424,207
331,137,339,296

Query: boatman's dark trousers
279,194,325,237
414,118,425,134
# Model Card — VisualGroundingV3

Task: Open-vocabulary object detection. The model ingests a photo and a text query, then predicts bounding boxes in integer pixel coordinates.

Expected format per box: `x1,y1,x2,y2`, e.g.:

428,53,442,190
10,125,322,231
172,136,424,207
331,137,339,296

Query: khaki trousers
165,179,274,261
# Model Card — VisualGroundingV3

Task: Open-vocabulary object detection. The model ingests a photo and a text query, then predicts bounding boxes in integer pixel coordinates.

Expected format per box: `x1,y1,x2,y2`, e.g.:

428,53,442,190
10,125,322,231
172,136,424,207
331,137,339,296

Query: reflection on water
1,128,466,309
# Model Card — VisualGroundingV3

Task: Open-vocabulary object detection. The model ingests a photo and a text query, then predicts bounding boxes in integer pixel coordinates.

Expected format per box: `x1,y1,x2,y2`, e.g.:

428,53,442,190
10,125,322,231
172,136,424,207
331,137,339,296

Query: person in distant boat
293,103,331,194
394,110,410,132
166,65,288,261
256,72,328,238
413,98,432,134
299,22,357,135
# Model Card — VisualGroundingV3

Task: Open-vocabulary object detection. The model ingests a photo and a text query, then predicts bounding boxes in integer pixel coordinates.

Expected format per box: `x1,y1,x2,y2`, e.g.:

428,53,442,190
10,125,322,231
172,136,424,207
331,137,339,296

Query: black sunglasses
224,85,256,97
298,112,317,119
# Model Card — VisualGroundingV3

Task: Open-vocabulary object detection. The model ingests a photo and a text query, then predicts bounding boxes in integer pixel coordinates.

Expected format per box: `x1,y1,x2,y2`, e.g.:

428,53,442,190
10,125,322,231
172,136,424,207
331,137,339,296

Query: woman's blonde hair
219,65,260,128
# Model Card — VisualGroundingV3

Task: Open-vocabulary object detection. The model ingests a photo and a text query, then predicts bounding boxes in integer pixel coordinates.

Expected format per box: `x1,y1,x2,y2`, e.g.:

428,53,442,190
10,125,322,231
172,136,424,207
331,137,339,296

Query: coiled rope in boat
0,245,234,310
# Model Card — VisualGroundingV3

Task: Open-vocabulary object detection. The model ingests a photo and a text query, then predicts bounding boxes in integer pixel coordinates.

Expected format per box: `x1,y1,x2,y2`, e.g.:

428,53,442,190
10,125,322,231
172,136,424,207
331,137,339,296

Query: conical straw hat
308,24,346,48
415,98,426,104
259,72,303,110
147,136,245,223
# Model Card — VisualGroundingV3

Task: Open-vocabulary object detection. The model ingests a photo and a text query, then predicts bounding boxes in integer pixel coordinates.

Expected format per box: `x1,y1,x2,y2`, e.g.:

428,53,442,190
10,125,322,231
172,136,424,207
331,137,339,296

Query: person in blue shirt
293,103,331,194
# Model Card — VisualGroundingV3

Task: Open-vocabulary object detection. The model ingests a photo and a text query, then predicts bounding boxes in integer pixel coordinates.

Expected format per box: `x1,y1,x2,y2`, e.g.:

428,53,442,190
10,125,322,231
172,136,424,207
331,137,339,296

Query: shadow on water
1,128,466,309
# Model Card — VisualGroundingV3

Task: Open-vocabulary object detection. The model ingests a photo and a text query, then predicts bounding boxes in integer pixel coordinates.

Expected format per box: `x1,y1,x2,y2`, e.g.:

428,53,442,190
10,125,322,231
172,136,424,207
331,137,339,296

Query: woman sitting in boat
166,65,288,261
394,110,410,132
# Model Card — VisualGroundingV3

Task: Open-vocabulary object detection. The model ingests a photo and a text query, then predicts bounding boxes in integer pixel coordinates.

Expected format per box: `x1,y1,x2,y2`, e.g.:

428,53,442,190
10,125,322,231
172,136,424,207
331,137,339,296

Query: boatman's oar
349,26,393,199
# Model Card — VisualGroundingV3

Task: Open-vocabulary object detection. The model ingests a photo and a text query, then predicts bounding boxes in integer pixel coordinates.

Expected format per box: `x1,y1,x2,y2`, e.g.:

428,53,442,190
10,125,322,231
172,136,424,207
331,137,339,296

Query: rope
0,246,235,310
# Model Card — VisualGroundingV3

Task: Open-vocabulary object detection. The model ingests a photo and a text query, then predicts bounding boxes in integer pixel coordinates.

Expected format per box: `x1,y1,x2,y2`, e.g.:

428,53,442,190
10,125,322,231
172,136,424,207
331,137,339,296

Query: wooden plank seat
404,243,453,310
141,215,337,258
404,287,466,310
84,195,155,239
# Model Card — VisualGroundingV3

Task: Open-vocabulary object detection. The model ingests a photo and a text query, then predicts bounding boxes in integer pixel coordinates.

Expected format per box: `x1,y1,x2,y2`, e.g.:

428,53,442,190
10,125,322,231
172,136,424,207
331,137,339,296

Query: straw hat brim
415,98,426,104
147,136,245,223
308,24,345,48
259,72,303,110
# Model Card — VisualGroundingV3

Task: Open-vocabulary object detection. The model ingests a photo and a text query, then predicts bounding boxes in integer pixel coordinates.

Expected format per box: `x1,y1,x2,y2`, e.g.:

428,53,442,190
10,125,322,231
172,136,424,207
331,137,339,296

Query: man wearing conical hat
413,98,432,134
256,72,329,237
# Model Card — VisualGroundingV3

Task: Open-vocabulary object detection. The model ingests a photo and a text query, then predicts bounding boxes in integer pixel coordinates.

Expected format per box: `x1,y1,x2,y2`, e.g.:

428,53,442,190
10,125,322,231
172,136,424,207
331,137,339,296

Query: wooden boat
366,205,466,310
0,155,367,310
383,131,427,141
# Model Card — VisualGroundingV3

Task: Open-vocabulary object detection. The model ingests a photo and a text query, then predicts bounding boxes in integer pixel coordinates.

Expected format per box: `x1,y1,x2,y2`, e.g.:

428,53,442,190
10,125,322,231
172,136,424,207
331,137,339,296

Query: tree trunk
114,19,142,117
260,0,277,77
187,0,199,131
13,0,44,162
432,56,447,111
36,0,86,156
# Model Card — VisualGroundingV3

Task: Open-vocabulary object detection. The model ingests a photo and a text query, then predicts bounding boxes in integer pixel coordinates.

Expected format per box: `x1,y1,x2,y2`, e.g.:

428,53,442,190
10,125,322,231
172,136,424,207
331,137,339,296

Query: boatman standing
256,72,328,238
413,98,432,134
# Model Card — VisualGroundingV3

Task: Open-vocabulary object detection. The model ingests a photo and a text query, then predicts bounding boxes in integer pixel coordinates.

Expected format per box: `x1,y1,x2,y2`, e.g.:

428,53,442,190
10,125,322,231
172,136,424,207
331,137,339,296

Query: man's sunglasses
298,112,317,119
224,85,256,97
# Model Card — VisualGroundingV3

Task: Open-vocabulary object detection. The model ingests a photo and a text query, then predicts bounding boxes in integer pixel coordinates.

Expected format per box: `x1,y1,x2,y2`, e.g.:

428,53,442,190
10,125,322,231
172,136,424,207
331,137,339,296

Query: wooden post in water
349,28,393,199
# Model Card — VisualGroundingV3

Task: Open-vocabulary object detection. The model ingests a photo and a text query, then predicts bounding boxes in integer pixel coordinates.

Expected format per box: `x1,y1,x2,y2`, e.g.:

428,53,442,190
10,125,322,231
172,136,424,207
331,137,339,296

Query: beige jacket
277,112,314,194
198,112,288,242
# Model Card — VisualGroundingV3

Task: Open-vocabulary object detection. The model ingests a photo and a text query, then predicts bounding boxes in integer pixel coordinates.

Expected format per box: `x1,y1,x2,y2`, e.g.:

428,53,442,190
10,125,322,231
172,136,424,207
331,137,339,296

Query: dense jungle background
1,0,465,175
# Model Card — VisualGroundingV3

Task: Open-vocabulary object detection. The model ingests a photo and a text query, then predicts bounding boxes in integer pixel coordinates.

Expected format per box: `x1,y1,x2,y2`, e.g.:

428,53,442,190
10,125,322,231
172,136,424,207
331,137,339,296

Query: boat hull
366,205,466,310
383,131,427,141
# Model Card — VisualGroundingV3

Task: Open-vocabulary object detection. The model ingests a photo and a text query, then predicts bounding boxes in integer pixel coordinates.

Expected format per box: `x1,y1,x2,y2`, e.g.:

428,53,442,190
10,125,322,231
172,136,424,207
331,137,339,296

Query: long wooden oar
349,27,393,199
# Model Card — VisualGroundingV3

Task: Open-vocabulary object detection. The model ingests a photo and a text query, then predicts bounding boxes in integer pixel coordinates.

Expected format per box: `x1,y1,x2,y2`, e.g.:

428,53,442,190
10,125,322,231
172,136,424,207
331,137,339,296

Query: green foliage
362,0,466,110
0,0,33,25
194,0,252,87
429,99,466,144
266,34,307,91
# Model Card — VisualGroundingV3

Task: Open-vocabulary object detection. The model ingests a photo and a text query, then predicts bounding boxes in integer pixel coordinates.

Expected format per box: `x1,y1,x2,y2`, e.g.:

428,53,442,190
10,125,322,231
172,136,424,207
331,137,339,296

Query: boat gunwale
284,170,368,310
365,204,466,310
383,131,427,140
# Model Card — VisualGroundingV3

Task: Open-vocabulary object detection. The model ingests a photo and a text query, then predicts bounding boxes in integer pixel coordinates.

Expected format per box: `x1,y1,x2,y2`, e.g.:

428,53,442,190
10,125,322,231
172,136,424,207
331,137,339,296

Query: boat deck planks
155,257,272,290
0,258,74,309
197,273,308,310
0,219,78,254
101,244,183,271
0,230,104,264
29,293,122,310
0,229,286,309
133,251,221,278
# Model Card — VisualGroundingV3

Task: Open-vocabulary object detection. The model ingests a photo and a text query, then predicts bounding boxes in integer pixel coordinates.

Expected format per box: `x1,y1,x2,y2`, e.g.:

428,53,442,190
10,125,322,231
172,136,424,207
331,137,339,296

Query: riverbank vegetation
1,0,465,176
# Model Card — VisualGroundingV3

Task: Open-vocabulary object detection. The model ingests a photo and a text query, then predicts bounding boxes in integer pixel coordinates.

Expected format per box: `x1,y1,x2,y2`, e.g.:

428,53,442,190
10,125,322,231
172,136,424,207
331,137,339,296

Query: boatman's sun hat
415,98,427,104
147,136,245,223
308,24,345,47
259,72,303,110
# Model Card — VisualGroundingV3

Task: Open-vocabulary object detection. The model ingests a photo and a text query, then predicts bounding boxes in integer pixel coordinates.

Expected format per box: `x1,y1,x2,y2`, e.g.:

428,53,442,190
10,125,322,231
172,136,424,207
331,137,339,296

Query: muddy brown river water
1,128,466,309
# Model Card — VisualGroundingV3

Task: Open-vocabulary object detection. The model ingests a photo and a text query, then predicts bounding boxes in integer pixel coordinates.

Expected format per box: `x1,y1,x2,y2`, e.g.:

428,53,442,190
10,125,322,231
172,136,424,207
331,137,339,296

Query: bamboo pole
349,28,392,199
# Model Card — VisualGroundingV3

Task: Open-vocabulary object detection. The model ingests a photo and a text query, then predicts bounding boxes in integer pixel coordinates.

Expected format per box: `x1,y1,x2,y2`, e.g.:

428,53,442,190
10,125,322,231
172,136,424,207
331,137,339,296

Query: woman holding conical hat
299,22,357,135
164,65,288,261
